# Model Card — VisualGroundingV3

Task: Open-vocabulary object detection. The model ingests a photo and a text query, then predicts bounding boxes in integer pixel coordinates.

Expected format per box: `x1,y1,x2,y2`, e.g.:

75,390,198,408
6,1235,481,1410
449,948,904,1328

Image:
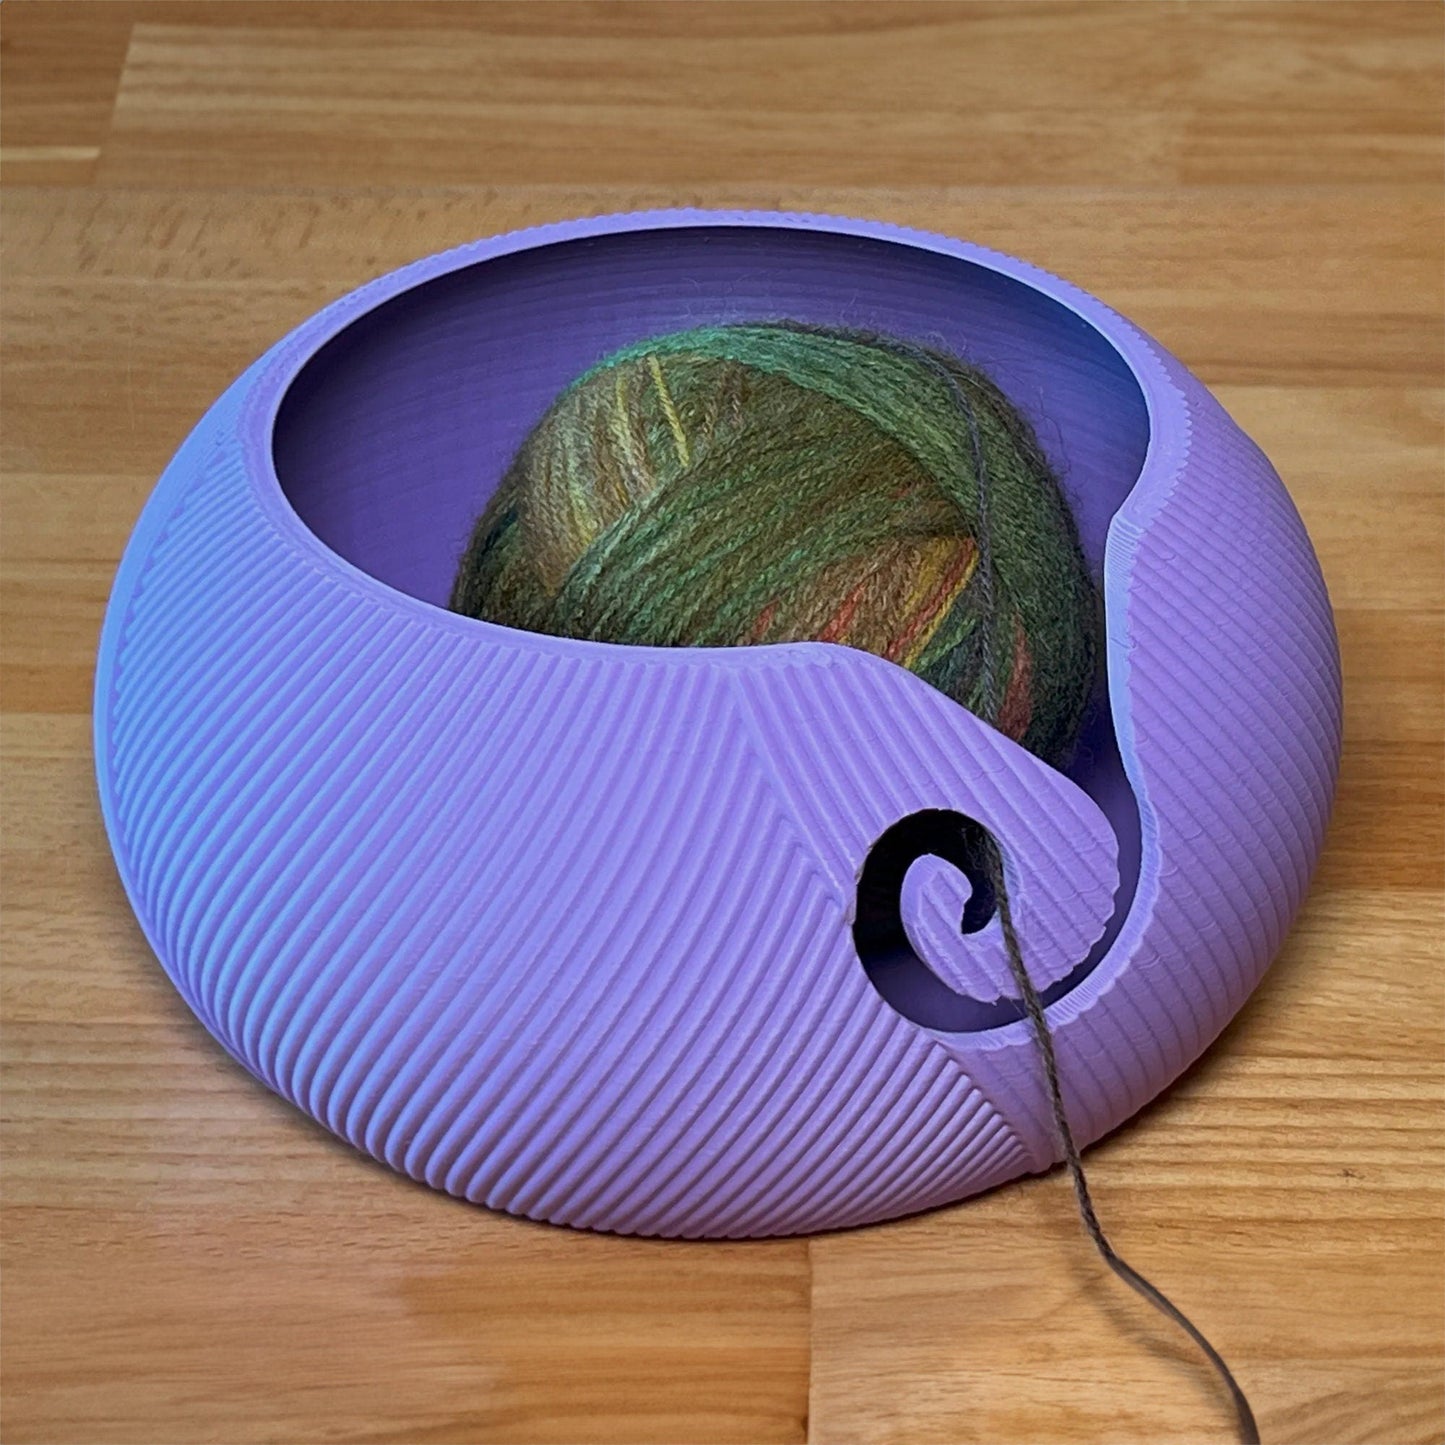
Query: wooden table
3,4,1441,1442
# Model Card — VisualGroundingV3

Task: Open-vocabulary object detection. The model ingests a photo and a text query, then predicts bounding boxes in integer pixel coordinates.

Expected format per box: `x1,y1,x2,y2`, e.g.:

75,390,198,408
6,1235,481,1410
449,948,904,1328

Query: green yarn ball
450,322,1099,767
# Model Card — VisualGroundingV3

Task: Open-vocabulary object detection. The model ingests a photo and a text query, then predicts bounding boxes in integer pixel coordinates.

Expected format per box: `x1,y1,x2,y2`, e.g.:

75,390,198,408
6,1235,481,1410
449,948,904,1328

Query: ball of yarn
450,322,1098,766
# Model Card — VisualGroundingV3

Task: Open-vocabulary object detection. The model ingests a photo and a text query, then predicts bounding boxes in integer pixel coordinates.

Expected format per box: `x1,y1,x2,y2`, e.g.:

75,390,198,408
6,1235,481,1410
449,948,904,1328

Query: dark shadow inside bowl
272,222,1151,1010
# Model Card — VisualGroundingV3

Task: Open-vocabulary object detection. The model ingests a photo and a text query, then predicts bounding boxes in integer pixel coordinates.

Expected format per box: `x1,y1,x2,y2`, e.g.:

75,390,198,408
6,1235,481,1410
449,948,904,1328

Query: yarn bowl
94,211,1342,1239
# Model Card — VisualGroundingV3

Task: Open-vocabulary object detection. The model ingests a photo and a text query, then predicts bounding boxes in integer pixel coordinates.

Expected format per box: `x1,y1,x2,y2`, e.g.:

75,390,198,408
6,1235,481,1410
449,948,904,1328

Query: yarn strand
949,325,1257,1442
987,848,1261,1445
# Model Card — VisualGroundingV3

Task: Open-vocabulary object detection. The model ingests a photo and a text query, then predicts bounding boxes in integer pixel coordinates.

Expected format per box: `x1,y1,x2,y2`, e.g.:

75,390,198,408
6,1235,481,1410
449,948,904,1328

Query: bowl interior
272,223,1149,966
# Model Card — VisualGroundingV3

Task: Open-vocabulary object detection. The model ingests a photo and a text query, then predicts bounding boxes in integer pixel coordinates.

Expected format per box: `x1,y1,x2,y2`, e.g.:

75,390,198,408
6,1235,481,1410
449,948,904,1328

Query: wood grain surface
2,4,1442,1443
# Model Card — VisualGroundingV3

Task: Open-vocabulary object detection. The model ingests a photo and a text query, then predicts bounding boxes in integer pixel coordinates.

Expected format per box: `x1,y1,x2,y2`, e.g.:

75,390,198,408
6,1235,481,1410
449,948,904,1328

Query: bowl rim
238,207,1186,660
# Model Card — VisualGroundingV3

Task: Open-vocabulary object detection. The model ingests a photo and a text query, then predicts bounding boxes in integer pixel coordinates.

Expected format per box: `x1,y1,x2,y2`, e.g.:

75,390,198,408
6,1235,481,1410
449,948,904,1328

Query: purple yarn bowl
94,210,1342,1238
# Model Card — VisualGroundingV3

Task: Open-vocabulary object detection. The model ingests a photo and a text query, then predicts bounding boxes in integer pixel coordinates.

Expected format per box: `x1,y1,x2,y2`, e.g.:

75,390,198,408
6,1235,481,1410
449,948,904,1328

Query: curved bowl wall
94,211,1342,1238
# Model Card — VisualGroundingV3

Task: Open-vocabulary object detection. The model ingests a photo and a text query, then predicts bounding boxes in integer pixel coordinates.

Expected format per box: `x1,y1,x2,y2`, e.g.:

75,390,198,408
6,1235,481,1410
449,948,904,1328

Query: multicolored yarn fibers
450,322,1098,767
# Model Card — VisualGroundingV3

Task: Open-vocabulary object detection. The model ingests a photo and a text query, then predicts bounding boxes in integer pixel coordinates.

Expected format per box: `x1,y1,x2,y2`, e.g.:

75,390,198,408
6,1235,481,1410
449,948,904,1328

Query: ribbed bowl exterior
94,213,1342,1237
